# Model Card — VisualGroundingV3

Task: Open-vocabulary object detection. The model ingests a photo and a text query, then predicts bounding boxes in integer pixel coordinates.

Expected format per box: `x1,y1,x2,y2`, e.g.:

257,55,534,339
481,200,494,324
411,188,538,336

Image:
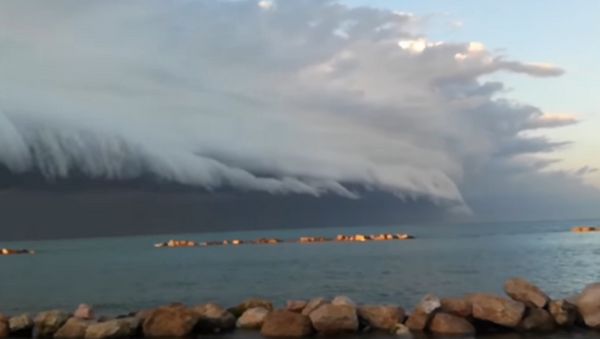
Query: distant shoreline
154,233,415,248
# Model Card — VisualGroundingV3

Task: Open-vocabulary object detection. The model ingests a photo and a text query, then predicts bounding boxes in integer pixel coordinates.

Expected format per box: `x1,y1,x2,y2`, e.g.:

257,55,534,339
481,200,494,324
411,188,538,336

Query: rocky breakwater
155,233,415,248
1,248,34,255
572,226,600,233
7,277,600,338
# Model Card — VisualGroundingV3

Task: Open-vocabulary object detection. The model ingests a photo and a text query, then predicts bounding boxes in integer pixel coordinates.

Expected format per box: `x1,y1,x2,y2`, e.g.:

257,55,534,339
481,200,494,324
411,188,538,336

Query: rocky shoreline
2,278,600,338
154,233,415,248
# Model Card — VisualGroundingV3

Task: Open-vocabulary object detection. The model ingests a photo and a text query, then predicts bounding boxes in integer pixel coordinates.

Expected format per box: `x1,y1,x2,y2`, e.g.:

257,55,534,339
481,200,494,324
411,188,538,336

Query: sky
345,0,600,187
0,0,598,240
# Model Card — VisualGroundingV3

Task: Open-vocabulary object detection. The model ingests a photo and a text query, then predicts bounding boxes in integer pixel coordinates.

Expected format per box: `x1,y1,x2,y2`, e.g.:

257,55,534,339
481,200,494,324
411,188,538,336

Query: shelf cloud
0,0,598,232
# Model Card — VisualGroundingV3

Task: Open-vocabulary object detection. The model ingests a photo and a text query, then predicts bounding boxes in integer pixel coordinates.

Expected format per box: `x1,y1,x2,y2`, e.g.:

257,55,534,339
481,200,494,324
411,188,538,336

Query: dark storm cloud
0,0,598,239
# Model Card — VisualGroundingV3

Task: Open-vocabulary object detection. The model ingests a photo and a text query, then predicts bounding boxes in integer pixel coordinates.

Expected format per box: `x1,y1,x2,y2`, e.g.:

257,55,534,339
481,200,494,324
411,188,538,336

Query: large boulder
236,307,269,330
309,304,358,334
55,318,98,338
260,310,313,337
357,305,405,331
429,312,476,335
549,300,577,327
192,303,235,333
301,298,329,316
228,299,273,318
142,305,199,337
9,314,34,335
34,310,71,337
577,282,600,328
74,305,94,320
469,294,525,328
84,319,134,339
405,294,441,331
285,301,307,313
440,298,472,318
503,278,550,309
517,308,555,332
331,296,357,308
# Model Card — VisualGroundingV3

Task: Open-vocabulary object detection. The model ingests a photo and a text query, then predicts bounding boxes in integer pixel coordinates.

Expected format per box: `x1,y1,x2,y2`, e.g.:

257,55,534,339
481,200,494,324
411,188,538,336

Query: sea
2,219,600,339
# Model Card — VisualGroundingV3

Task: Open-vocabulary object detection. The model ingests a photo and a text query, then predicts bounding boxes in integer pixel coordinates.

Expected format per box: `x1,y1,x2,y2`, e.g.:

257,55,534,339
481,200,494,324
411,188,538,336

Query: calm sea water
2,219,600,322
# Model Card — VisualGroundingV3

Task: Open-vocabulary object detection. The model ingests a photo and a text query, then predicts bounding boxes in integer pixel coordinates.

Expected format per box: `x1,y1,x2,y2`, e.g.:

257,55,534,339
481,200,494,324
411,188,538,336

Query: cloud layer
0,0,598,220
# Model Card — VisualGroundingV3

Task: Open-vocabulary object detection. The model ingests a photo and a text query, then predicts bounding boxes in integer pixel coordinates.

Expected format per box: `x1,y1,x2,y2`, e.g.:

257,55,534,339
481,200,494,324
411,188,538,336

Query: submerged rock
470,294,525,328
261,310,313,337
503,278,550,309
193,303,235,333
142,305,199,337
34,310,70,337
309,304,359,334
549,300,577,327
301,298,330,316
236,307,269,329
405,294,441,331
429,312,476,335
357,305,405,331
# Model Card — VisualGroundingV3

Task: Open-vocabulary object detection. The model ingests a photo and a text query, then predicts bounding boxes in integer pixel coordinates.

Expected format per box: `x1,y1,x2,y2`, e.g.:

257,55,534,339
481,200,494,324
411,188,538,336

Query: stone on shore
74,305,94,320
392,323,410,336
260,310,313,337
286,300,307,313
503,278,550,309
85,319,134,339
470,294,525,328
301,298,329,316
0,316,8,338
193,303,235,333
576,282,600,328
34,310,70,337
332,296,357,308
236,308,269,329
309,304,359,334
429,312,476,335
357,305,405,331
517,308,555,332
228,299,273,318
440,298,472,318
9,314,34,335
142,305,199,337
405,294,441,331
549,300,577,327
55,318,97,338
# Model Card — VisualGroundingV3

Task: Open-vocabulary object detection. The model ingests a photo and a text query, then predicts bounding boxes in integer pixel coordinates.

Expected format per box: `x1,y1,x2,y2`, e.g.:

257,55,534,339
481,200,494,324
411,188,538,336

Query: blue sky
344,0,600,186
